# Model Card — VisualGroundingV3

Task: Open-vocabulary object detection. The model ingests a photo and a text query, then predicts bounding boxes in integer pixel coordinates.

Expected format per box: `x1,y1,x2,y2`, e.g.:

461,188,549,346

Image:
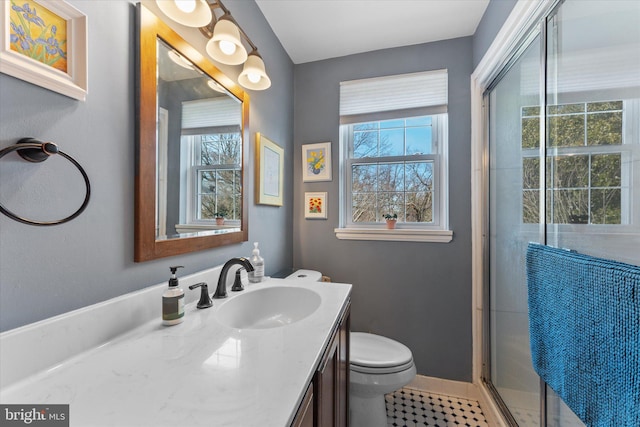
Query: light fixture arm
199,0,258,53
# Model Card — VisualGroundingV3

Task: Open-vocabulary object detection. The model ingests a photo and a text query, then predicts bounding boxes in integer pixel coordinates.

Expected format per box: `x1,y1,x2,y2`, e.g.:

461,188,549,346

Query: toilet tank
285,269,323,282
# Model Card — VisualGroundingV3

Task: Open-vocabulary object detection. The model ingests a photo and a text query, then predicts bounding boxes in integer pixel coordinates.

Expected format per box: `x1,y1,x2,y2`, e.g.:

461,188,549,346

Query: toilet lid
350,332,413,372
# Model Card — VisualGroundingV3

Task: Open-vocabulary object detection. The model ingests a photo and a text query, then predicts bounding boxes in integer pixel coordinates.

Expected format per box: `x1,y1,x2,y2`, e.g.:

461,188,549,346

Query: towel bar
0,138,91,226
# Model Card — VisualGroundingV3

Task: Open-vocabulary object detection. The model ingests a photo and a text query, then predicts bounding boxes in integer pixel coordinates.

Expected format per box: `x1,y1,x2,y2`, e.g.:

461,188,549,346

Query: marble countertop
0,278,352,427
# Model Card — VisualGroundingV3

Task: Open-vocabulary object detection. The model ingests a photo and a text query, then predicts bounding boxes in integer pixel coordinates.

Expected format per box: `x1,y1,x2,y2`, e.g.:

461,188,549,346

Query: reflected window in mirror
181,99,242,226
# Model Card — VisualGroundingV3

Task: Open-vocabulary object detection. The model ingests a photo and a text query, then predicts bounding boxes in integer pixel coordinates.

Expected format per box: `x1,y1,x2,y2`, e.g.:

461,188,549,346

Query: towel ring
0,138,91,226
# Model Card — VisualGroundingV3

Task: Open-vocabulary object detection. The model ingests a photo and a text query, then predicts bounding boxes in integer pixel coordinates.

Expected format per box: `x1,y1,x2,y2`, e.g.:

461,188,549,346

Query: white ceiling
255,0,490,64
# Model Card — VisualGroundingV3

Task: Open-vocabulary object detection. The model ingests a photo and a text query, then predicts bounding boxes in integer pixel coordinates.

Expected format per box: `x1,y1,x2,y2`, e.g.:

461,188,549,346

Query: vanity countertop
0,278,351,427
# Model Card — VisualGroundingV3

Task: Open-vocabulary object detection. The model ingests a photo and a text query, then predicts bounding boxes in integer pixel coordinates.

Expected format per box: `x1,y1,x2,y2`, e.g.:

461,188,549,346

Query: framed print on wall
305,192,327,219
0,0,88,100
302,142,332,182
256,133,284,206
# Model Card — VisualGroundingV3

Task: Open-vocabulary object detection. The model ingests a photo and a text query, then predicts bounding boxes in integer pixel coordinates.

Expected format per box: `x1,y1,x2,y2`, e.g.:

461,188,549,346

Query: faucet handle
231,268,245,292
189,282,213,309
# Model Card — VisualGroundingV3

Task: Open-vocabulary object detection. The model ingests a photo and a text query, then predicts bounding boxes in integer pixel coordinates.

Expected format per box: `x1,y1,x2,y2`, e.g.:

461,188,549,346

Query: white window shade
340,69,448,124
181,97,241,130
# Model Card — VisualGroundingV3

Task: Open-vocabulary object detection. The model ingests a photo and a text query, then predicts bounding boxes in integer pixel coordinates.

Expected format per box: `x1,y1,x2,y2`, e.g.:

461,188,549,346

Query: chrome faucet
213,257,255,299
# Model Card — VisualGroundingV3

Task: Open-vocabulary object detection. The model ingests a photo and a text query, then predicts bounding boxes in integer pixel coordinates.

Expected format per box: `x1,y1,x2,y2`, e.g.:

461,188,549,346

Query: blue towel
526,243,640,426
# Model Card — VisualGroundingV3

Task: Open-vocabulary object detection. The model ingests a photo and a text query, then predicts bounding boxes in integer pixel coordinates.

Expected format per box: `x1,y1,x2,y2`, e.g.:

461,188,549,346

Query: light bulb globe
207,17,247,65
156,0,211,27
175,0,195,13
238,53,271,90
219,40,237,56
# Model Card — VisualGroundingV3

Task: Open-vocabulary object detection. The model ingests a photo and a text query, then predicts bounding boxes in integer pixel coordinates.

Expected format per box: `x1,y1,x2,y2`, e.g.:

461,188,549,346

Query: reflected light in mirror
167,50,194,70
208,79,226,93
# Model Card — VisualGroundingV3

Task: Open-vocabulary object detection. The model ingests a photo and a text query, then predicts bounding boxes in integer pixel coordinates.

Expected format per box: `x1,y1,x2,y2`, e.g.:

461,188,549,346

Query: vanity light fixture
156,0,212,27
206,13,248,65
238,50,271,90
157,0,271,90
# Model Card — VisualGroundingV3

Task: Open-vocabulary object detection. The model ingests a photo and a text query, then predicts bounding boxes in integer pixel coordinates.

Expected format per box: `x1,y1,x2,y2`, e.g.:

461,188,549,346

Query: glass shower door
487,32,542,427
544,1,640,425
486,0,640,425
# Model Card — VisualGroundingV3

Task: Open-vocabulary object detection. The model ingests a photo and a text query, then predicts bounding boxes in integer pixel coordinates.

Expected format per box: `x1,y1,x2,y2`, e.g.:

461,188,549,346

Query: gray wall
0,0,294,332
473,0,519,69
293,37,474,381
0,0,519,383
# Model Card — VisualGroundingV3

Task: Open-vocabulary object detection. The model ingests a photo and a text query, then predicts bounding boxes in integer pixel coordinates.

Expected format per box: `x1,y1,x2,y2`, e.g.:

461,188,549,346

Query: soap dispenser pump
163,265,185,326
249,242,265,283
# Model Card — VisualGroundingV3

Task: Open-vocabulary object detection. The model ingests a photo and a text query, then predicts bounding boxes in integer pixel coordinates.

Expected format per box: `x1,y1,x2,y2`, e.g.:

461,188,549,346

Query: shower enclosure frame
470,0,561,425
473,0,639,425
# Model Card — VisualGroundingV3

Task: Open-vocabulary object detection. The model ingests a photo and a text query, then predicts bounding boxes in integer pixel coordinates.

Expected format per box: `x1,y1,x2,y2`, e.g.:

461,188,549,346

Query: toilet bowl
349,332,416,427
284,270,417,427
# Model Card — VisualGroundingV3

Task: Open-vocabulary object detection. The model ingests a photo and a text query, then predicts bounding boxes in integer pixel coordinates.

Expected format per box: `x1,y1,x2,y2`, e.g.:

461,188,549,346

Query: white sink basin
216,286,322,329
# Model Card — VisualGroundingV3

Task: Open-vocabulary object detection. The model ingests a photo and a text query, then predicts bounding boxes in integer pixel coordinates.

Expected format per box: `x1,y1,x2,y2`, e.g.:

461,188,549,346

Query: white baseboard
407,375,480,401
406,375,509,427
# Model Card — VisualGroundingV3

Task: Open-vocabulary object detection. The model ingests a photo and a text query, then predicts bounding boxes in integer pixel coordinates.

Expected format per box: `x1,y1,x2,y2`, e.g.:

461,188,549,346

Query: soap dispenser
249,242,265,283
163,265,185,326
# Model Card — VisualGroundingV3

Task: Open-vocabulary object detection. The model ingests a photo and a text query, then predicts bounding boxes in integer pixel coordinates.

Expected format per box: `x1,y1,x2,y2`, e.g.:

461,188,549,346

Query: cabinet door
315,331,338,426
292,382,314,427
315,301,351,427
337,305,350,427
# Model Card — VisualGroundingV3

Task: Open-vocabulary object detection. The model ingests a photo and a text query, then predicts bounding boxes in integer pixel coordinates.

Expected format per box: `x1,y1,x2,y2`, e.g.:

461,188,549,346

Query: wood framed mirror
135,4,249,262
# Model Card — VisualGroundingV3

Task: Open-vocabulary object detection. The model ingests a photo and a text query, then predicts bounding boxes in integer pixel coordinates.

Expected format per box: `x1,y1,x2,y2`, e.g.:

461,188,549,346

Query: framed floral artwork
256,133,284,206
305,192,327,219
0,0,88,100
302,142,332,182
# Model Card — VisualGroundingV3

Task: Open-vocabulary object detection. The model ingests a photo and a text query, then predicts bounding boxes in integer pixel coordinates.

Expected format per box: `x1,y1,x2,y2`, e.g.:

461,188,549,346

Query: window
336,70,452,242
346,115,444,224
522,100,634,225
188,133,241,222
179,97,242,226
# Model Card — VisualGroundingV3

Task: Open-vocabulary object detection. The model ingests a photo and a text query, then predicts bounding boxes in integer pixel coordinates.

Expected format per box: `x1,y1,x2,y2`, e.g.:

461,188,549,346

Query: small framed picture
305,192,327,219
256,133,284,206
302,142,332,182
1,0,88,100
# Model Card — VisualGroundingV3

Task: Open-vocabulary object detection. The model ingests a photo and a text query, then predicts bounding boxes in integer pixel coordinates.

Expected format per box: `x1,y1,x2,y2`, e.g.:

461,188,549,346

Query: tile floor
385,387,489,427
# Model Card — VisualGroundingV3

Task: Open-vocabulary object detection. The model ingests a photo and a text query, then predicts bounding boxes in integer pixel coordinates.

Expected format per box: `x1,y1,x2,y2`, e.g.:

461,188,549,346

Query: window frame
336,114,452,243
182,132,242,227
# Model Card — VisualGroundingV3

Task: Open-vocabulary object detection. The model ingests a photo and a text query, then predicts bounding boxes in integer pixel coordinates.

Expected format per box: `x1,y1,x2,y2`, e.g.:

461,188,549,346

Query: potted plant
213,211,226,226
383,213,398,229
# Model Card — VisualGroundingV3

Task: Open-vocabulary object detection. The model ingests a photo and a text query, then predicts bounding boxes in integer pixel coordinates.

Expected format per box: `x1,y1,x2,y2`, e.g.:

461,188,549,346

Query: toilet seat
350,332,414,374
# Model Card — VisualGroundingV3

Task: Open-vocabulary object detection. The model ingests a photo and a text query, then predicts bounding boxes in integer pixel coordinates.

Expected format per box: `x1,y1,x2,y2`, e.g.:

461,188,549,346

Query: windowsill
175,223,240,234
334,227,453,243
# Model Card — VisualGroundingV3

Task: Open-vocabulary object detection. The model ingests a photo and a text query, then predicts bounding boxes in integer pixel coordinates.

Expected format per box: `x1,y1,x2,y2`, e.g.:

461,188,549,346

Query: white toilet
284,270,417,427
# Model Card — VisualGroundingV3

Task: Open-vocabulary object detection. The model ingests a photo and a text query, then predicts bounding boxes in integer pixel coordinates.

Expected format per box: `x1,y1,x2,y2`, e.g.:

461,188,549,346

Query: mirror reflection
156,39,242,239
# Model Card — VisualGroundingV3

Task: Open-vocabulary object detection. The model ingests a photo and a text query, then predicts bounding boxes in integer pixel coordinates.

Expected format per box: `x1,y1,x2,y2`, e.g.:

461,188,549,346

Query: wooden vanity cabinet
336,301,350,426
292,383,314,427
291,300,351,427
